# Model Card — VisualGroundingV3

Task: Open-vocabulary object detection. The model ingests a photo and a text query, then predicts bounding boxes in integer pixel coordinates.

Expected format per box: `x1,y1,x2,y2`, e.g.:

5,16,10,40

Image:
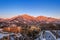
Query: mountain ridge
0,14,60,28
0,14,60,22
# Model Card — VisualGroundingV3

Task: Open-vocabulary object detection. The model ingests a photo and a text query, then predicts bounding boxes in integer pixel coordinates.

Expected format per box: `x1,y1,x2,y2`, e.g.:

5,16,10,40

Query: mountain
36,16,58,22
0,14,60,28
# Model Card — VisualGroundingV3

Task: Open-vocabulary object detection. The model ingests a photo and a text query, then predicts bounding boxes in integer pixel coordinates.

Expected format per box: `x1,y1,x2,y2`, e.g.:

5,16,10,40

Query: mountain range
0,14,60,28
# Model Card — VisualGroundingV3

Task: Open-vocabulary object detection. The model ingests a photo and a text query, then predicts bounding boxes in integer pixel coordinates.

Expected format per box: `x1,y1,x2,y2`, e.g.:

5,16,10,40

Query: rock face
0,14,60,29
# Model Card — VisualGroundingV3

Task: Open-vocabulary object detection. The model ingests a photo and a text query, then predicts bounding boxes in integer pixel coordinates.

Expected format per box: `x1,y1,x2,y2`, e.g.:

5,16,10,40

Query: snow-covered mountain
0,14,60,28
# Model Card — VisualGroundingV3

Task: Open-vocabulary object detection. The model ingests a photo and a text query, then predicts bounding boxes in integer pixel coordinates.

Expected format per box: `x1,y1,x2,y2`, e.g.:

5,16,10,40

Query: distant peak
21,14,29,16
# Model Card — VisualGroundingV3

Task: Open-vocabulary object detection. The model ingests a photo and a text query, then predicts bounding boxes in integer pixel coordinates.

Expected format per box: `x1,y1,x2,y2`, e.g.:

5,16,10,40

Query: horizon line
0,14,60,19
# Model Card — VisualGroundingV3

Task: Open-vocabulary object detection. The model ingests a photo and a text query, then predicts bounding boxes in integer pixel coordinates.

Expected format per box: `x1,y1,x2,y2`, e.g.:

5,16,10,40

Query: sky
0,0,60,18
